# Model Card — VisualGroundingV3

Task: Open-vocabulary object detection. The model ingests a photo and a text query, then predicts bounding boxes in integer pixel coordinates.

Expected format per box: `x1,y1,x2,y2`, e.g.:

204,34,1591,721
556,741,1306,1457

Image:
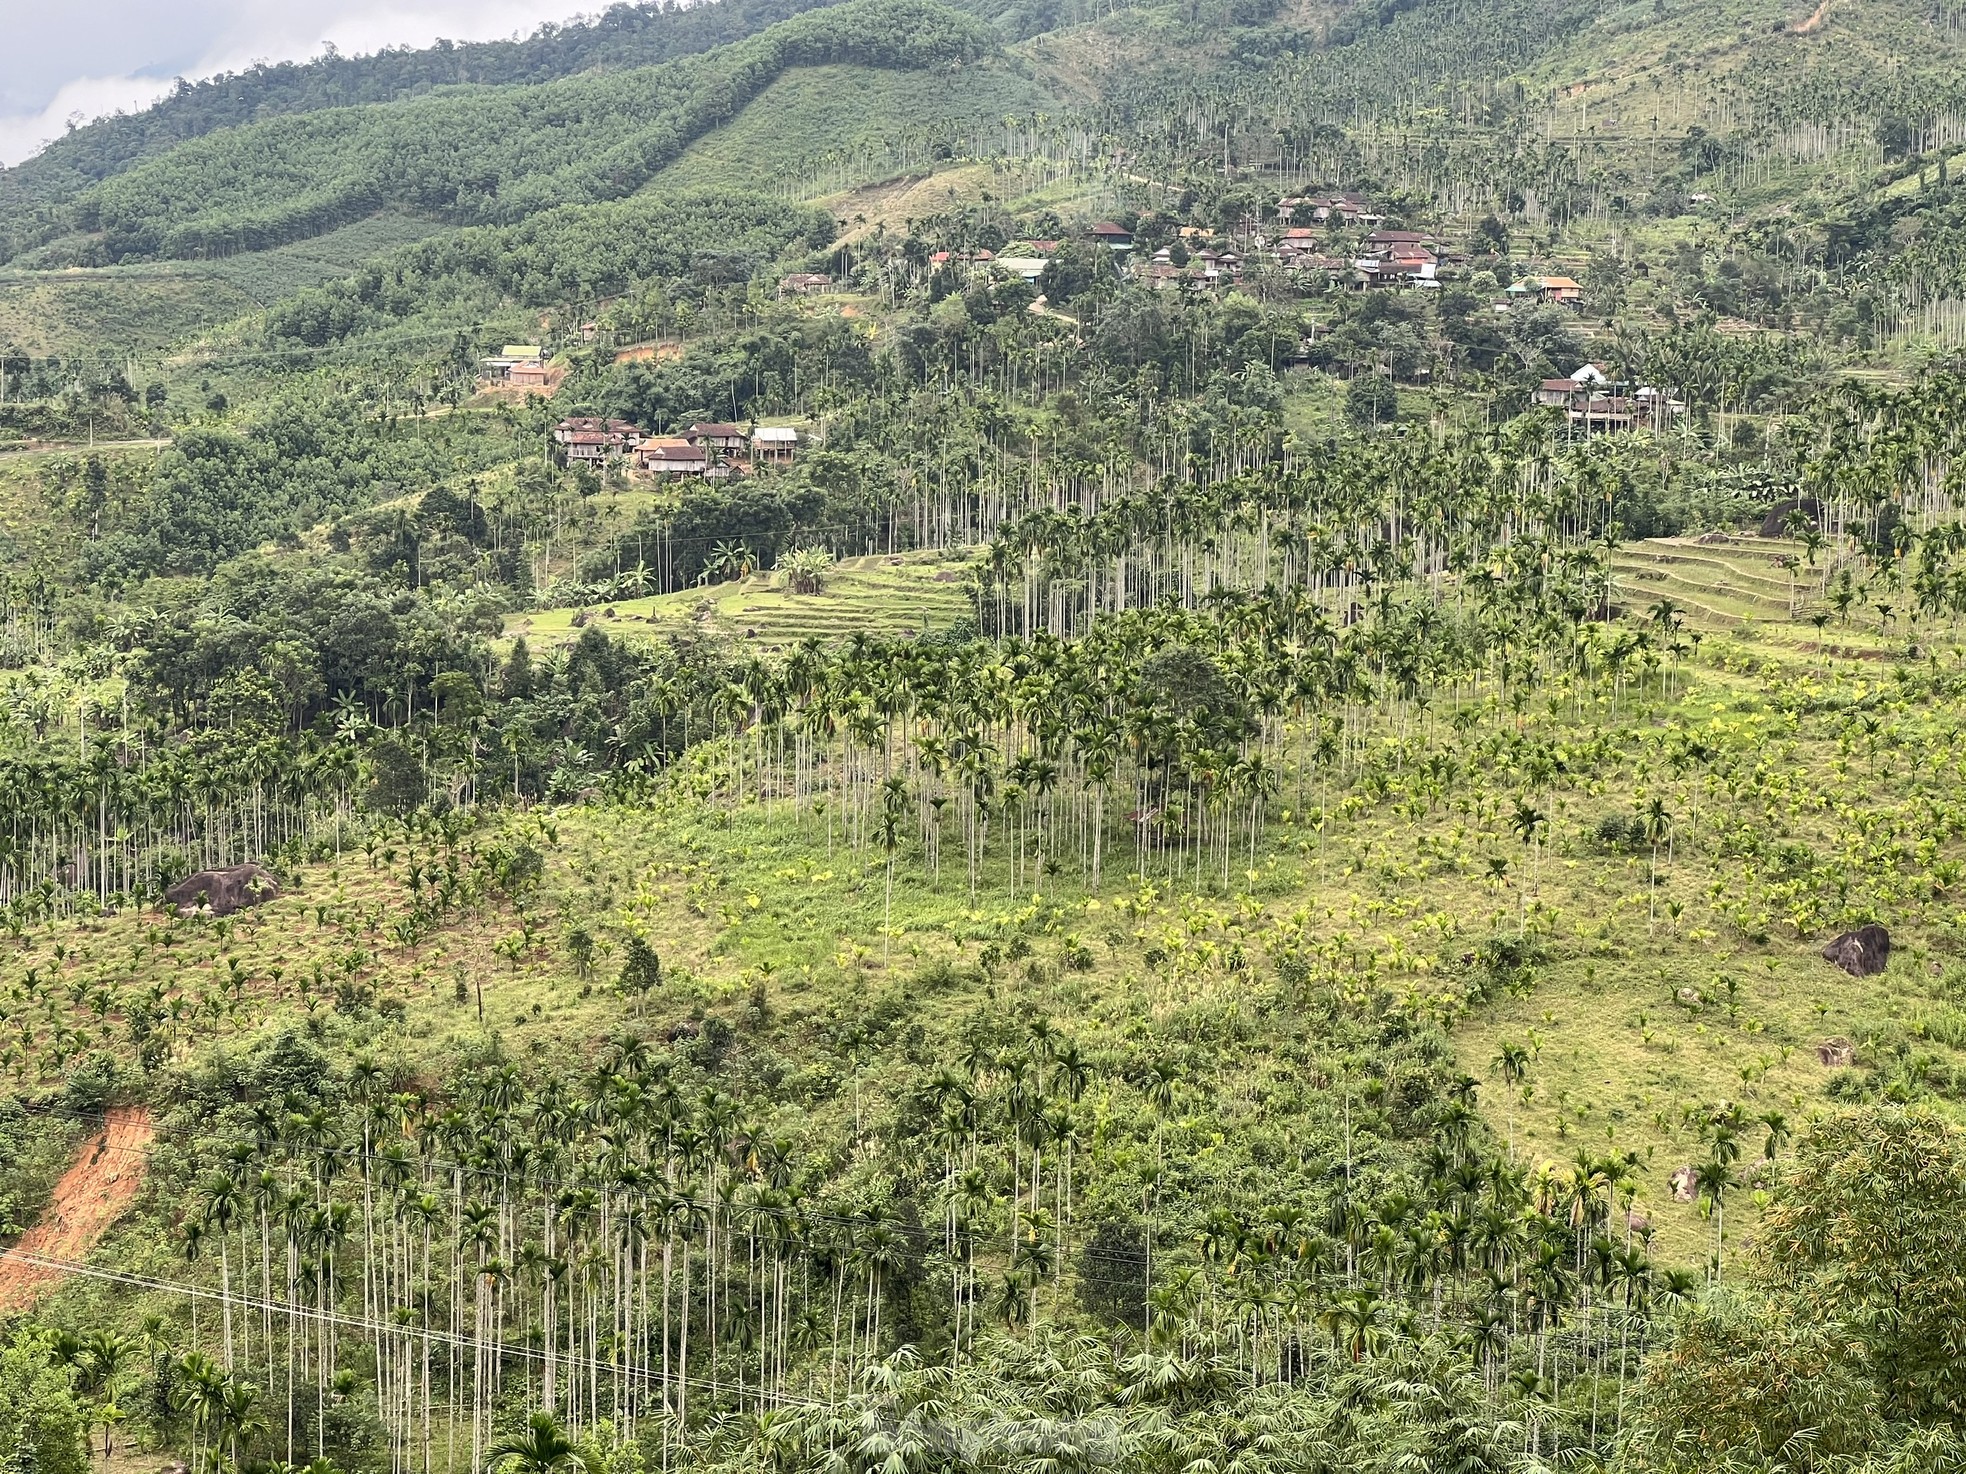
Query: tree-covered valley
2,0,1966,1468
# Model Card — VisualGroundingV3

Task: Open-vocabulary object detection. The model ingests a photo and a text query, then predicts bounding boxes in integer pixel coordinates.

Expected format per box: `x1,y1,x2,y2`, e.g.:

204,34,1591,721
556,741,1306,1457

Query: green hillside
652,60,1056,194
5,0,1966,1468
0,215,449,357
0,0,858,264
29,0,992,268
510,548,979,645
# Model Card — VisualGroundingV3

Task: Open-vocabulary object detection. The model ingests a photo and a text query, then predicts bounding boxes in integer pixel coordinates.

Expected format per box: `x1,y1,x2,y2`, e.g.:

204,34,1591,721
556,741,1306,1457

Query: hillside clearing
0,1107,155,1314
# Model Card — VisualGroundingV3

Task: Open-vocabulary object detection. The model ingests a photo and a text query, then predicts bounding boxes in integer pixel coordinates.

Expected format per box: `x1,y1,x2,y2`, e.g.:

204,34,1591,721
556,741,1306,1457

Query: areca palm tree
1491,1043,1530,1157
490,1412,587,1474
1508,799,1546,932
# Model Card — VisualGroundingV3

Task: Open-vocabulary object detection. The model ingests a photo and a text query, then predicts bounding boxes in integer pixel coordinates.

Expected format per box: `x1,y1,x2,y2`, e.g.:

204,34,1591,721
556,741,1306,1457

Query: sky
0,0,595,167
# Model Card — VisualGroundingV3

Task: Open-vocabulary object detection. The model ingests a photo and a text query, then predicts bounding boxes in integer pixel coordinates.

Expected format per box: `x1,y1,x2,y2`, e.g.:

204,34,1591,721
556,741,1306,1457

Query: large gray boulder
165,864,279,917
1759,497,1823,538
1821,924,1890,977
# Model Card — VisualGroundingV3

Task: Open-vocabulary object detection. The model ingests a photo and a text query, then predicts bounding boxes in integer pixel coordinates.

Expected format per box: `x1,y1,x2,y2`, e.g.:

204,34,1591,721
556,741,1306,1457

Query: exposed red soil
0,1107,154,1313
613,340,684,365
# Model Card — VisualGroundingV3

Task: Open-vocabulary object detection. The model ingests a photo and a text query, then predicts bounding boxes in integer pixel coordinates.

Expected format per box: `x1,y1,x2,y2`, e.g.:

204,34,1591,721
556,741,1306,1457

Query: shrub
618,935,664,999
775,545,834,595
1074,1220,1149,1328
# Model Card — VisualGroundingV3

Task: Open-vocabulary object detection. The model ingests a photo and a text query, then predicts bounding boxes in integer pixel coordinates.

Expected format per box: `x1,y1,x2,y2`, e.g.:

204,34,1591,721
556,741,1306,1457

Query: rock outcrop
1821,924,1890,977
164,864,279,917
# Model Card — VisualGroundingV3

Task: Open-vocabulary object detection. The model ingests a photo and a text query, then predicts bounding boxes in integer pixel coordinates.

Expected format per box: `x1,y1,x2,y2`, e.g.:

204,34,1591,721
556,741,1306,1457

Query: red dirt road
0,1107,154,1313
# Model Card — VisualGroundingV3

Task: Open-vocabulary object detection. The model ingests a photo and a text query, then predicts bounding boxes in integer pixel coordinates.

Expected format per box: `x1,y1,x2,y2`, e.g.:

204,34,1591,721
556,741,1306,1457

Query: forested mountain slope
1077,0,1966,197
22,0,994,269
262,193,831,349
0,0,854,264
649,59,1055,193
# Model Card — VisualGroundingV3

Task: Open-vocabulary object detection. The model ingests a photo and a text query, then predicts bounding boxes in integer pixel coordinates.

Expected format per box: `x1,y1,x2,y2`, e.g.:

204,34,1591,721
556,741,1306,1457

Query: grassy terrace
507,548,980,648
1614,533,1924,661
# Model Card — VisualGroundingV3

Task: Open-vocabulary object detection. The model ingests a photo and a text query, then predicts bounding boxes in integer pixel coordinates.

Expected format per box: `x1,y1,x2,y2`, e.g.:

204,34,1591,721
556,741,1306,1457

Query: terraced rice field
509,549,979,648
517,534,1926,665
1613,533,1923,663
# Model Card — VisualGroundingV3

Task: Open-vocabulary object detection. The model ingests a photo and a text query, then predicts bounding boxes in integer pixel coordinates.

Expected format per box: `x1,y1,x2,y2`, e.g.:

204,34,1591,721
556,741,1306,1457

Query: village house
1535,363,1683,431
1507,275,1585,306
1278,192,1374,226
1195,249,1243,286
481,345,545,384
994,257,1047,284
931,250,1003,282
560,431,610,466
552,416,646,466
681,422,749,455
554,416,645,447
751,425,799,465
1355,258,1440,289
1088,221,1135,251
636,438,710,476
1275,227,1346,277
778,272,834,297
1577,397,1636,432
1363,227,1437,253
1346,226,1445,289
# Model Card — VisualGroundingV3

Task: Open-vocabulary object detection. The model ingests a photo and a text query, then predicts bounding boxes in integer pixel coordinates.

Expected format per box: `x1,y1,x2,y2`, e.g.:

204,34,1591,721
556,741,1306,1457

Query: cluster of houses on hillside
1143,241,1244,290
886,196,1591,310
551,417,801,477
1535,363,1682,431
1350,229,1443,289
981,197,1596,307
1277,193,1381,228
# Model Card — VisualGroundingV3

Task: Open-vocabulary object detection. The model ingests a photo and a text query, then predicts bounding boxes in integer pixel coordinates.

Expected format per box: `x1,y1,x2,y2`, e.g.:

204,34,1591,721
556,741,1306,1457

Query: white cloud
192,0,597,78
0,74,177,169
0,0,595,168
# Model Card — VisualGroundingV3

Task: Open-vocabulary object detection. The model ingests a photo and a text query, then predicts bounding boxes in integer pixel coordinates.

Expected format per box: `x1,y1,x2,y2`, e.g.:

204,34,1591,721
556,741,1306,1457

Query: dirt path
0,439,171,460
1794,0,1832,33
0,1107,154,1313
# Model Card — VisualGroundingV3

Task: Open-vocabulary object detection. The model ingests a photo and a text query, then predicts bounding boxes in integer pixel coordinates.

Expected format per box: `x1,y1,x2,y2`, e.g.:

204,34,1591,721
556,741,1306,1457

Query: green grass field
1614,532,1928,662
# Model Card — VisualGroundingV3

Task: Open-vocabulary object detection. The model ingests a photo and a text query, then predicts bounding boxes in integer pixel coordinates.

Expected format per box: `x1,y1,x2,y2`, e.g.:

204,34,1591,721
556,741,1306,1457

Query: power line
0,1244,842,1413
13,1104,1207,1276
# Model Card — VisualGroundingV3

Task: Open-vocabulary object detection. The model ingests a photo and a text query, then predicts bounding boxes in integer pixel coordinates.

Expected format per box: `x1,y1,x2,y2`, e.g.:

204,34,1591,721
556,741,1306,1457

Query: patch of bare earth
0,1106,154,1313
